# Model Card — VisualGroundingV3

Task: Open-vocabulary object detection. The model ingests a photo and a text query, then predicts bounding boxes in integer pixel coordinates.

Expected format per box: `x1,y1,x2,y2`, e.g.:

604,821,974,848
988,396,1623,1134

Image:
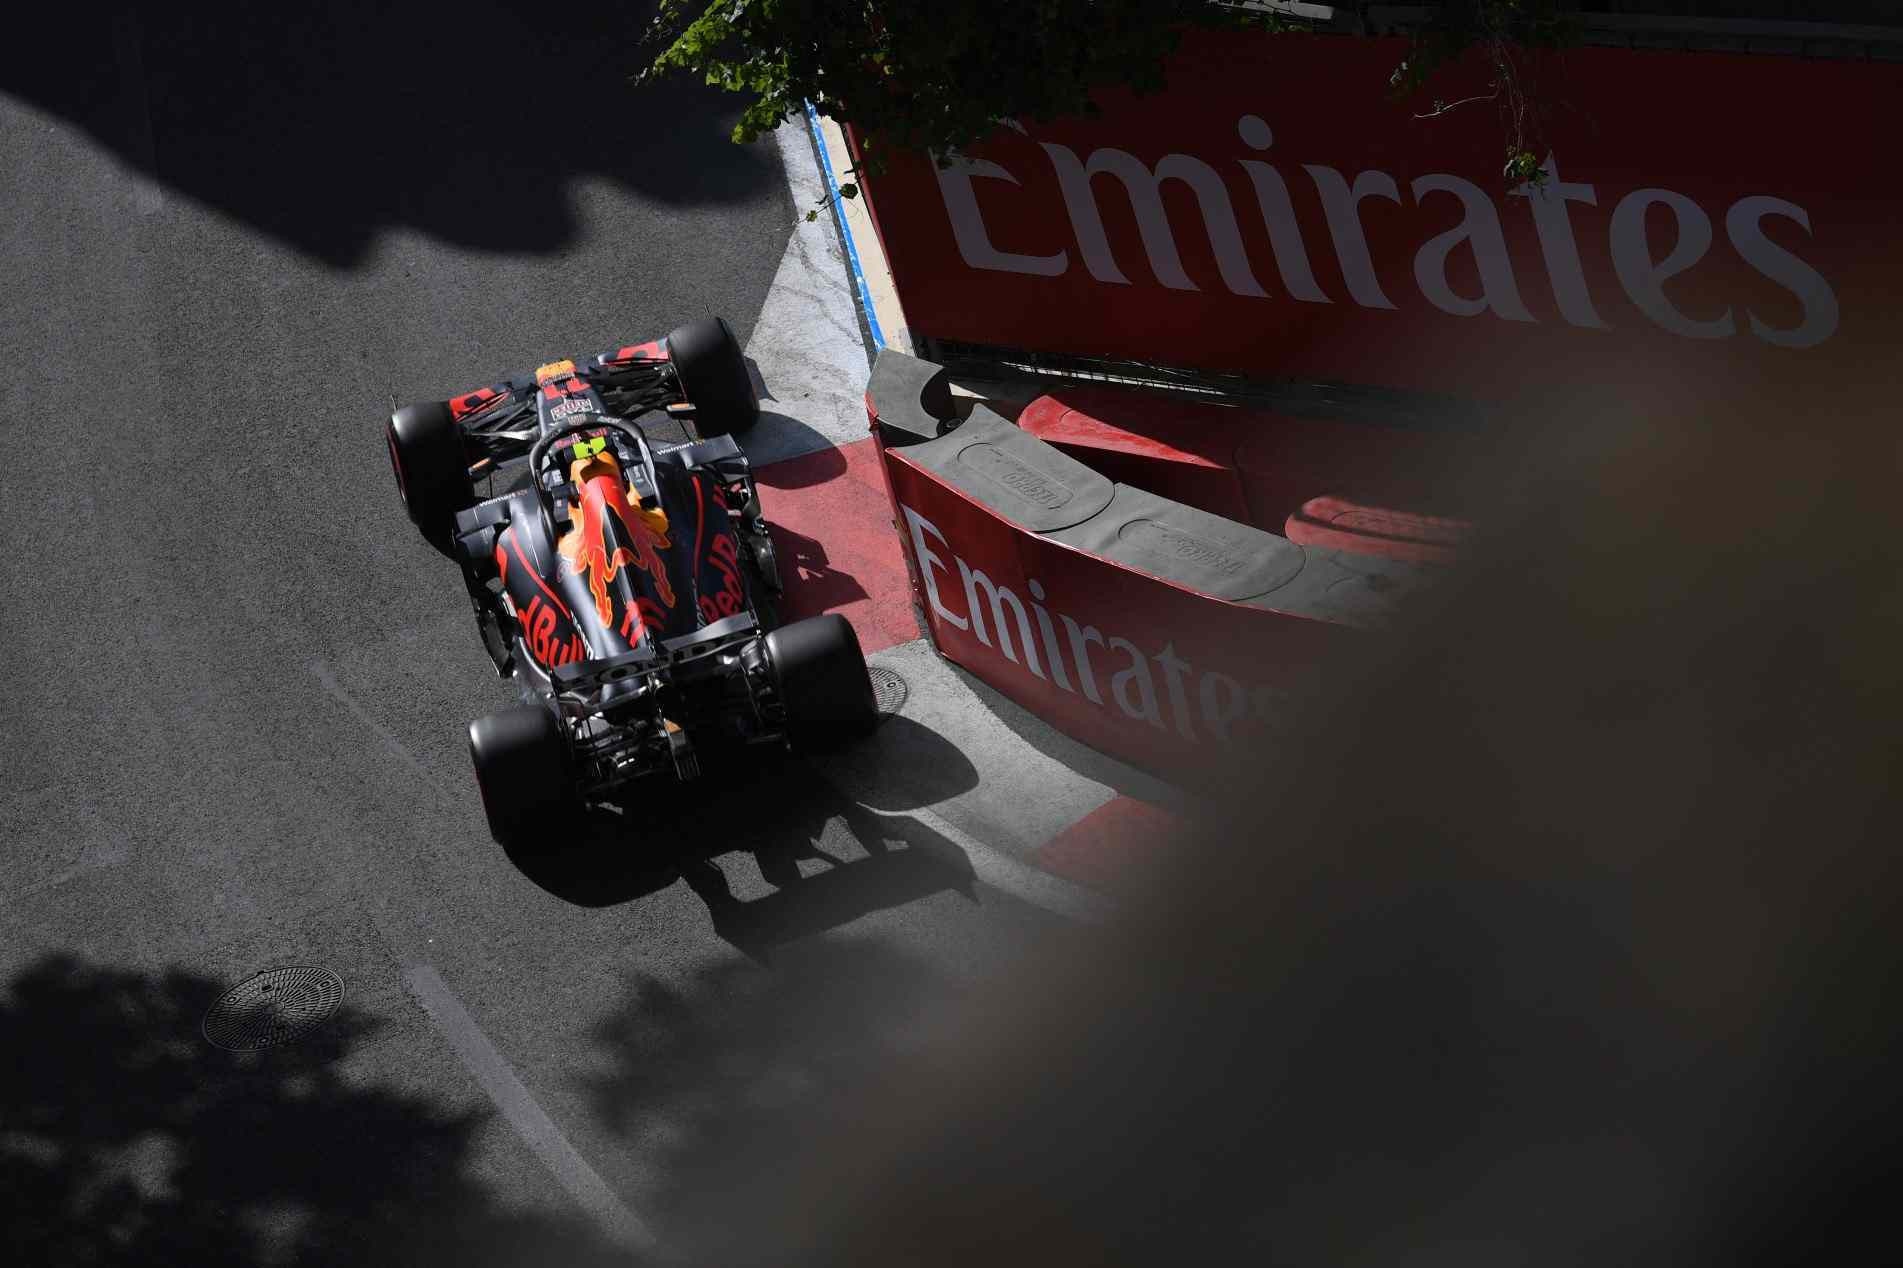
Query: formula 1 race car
384,317,877,847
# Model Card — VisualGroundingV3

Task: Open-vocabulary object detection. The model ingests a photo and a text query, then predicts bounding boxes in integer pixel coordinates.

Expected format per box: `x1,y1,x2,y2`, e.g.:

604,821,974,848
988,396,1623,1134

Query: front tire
667,316,759,437
765,614,877,749
387,400,474,553
468,705,577,849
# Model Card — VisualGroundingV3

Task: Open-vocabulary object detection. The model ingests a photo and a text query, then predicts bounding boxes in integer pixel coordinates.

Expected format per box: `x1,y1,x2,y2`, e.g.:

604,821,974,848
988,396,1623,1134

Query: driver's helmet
564,431,621,486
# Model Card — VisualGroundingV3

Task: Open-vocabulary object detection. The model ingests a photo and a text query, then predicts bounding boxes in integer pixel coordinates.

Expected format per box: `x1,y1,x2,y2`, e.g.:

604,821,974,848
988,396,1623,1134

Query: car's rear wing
546,611,761,703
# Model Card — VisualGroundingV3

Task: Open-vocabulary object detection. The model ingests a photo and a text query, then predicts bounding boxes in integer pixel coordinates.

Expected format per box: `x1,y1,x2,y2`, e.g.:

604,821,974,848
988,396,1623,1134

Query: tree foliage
641,2,1258,175
1391,1,1583,185
640,2,1580,194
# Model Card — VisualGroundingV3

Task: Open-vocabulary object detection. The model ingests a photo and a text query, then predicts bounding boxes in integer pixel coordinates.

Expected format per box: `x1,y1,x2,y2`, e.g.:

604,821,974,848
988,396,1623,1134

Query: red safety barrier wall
1018,391,1258,524
852,31,1901,397
1018,386,1478,556
877,442,1368,782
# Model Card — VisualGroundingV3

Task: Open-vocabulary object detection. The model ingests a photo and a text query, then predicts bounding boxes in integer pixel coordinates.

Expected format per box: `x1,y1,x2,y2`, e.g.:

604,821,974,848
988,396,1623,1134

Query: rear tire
387,401,474,553
765,614,877,749
468,705,577,849
667,316,759,437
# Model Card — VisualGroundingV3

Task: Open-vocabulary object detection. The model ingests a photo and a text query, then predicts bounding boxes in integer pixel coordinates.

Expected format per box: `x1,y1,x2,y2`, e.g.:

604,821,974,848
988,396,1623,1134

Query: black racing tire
667,316,759,437
387,400,474,553
468,705,577,849
765,614,877,749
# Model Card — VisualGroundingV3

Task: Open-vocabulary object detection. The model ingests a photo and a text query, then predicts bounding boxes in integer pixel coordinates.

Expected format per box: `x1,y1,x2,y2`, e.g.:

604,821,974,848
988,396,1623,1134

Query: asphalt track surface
1,8,1085,1261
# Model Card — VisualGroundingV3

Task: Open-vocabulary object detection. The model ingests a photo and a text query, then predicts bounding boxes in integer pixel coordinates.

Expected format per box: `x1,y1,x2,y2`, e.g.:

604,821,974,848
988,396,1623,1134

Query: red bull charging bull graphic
558,471,676,627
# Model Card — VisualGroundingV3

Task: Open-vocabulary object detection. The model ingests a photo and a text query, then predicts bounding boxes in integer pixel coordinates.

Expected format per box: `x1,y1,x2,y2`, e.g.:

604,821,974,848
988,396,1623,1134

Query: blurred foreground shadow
637,367,1903,1264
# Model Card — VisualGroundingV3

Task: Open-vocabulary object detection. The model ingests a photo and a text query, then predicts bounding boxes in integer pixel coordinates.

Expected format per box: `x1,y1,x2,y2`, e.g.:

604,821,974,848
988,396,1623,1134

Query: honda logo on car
901,503,1281,746
935,116,1838,348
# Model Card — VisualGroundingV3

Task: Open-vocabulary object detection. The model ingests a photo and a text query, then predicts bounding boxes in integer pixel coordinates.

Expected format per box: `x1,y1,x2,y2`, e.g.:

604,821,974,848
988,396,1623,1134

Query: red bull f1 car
384,317,877,847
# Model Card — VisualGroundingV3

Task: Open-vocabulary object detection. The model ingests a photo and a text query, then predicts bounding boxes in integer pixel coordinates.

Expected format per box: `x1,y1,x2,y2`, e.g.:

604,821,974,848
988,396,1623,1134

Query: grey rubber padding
1048,483,1306,602
1245,546,1432,626
866,347,955,445
901,406,1116,533
884,361,1421,627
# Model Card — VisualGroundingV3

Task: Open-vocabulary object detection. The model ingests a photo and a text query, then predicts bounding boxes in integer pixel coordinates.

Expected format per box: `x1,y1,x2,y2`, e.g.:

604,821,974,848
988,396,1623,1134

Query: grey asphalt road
1,7,1071,1262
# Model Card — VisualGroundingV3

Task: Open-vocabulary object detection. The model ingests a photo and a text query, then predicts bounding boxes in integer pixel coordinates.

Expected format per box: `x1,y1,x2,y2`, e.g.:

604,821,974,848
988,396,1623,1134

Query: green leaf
641,0,1580,191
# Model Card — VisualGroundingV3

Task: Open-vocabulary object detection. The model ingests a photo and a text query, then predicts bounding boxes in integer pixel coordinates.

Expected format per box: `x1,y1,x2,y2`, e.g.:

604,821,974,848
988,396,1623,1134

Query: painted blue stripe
803,100,887,351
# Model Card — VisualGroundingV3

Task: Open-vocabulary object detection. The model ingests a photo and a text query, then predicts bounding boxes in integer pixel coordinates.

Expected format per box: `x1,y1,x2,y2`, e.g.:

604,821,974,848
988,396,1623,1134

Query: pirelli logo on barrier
1120,519,1248,578
900,502,1283,746
958,443,1074,511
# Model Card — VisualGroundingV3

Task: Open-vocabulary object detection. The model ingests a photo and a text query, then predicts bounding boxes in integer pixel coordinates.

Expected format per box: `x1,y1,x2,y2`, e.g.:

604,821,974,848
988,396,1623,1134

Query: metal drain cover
203,966,343,1051
869,665,908,720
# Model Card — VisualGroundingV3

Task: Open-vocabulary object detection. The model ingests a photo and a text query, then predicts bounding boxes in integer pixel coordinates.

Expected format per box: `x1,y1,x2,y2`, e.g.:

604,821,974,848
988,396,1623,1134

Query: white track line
309,662,652,1248
308,660,461,808
404,965,653,1251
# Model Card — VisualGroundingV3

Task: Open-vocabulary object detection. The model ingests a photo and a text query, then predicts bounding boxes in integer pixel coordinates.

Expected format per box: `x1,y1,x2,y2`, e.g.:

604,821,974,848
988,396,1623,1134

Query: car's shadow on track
502,715,982,956
764,520,872,619
738,409,856,471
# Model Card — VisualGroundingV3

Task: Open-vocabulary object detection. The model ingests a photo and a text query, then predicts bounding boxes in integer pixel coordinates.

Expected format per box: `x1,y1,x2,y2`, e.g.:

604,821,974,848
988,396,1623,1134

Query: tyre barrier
866,349,1452,782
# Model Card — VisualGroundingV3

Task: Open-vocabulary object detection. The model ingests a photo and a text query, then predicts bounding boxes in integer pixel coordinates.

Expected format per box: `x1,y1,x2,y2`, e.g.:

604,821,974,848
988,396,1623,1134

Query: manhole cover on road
869,666,908,720
202,966,343,1052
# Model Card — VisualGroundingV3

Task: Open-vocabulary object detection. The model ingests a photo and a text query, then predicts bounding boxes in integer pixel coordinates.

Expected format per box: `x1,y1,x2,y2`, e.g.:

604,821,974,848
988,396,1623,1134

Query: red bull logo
520,594,588,669
558,474,676,637
698,531,747,624
619,595,671,647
